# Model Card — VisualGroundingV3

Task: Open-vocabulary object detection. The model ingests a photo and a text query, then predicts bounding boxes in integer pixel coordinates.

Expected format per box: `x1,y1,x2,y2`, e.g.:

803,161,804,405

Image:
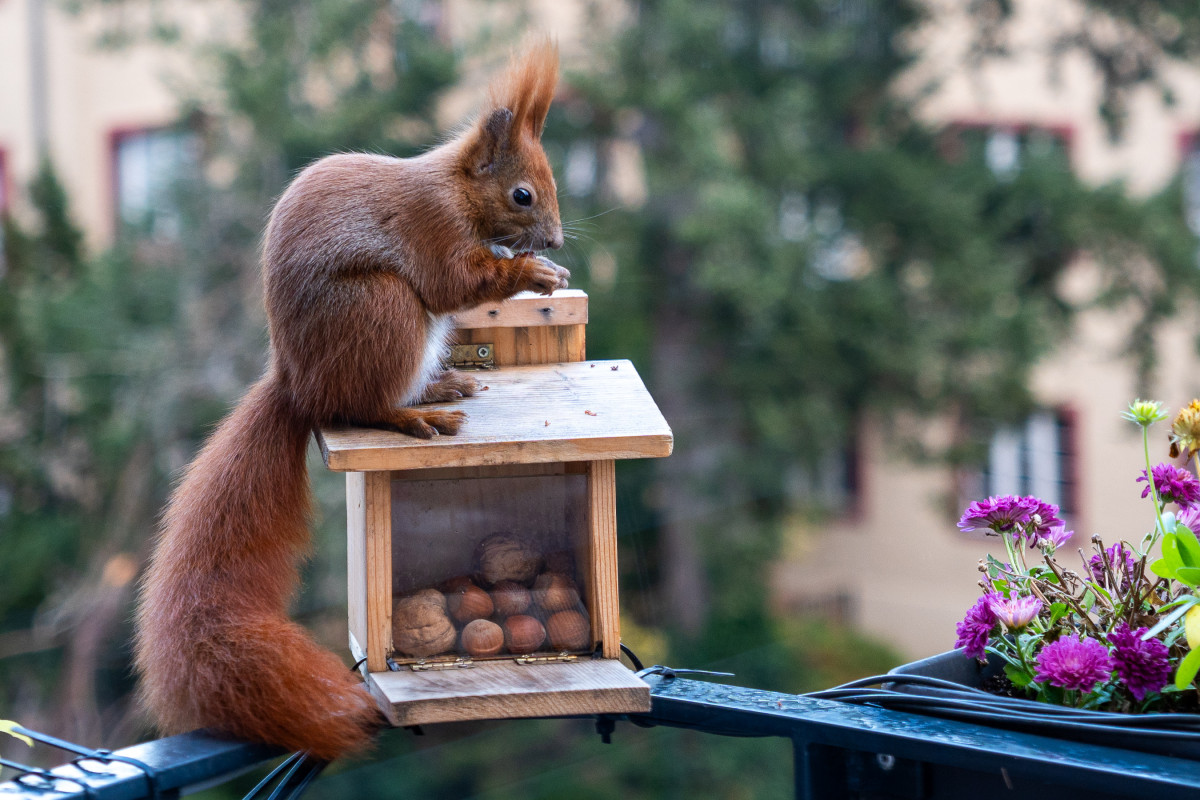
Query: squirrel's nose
546,229,564,250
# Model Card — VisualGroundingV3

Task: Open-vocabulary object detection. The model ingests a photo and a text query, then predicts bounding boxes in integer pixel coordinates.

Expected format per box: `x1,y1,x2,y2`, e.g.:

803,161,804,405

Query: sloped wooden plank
317,360,672,472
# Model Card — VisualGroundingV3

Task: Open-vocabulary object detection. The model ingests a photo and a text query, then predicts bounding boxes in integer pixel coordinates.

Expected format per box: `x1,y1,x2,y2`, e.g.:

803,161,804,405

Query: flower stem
1144,425,1167,553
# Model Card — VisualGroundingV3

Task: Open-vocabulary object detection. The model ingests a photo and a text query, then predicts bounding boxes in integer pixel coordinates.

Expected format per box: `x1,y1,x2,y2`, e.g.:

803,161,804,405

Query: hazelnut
392,595,456,657
533,573,582,613
476,532,541,585
461,619,505,658
440,575,476,593
448,584,494,624
546,610,591,652
491,581,532,616
503,615,546,655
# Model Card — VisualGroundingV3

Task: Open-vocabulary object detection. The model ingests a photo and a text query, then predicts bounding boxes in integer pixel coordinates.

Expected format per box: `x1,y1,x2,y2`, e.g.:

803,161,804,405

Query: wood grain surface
449,289,588,329
368,658,650,726
317,360,673,472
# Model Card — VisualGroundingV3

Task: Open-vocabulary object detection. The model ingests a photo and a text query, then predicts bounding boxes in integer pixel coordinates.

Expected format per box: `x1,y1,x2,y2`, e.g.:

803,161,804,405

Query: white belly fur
400,313,454,406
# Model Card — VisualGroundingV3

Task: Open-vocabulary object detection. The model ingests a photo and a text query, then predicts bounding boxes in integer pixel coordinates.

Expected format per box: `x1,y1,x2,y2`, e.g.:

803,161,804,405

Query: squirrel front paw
519,255,571,296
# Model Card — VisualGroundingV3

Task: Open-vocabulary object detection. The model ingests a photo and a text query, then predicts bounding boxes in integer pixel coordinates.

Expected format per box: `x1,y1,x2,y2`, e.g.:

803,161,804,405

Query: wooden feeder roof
317,359,672,472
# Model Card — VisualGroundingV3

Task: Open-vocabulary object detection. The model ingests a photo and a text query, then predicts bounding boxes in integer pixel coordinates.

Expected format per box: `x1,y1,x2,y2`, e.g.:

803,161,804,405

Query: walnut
392,592,456,657
475,532,542,586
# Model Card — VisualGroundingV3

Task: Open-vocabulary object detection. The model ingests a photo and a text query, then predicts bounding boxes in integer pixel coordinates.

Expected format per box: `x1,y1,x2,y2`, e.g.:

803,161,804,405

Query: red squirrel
134,40,568,760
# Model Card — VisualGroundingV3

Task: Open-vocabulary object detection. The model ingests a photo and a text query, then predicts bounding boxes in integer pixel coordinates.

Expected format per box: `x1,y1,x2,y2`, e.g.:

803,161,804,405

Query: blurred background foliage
4,0,1200,796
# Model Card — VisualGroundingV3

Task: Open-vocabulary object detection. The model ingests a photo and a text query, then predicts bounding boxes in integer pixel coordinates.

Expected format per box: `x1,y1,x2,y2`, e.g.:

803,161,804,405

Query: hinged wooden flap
317,359,673,472
366,657,651,727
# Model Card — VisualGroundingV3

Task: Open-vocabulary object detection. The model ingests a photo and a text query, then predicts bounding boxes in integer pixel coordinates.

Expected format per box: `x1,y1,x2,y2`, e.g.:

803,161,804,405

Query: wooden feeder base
365,659,650,727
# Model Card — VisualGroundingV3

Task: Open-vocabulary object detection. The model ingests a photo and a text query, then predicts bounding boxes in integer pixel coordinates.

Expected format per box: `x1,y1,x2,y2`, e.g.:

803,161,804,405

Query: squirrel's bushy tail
134,376,381,760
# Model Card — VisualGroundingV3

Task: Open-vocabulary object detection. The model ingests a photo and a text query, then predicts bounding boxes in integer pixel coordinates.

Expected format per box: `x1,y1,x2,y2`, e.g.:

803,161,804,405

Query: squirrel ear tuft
487,36,559,139
464,107,514,174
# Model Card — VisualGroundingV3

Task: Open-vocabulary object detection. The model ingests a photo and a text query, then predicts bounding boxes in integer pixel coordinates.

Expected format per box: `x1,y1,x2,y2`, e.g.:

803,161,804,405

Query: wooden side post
587,459,621,658
347,470,394,672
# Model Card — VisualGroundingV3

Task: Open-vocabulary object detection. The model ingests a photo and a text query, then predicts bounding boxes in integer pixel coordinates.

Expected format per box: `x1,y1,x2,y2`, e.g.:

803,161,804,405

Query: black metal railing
4,670,1200,798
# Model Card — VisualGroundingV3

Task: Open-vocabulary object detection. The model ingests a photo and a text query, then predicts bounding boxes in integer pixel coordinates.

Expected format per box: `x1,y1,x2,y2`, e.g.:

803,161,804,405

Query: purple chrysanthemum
1138,463,1200,508
1035,635,1113,693
955,592,1000,661
958,496,1032,534
987,594,1043,631
958,495,1061,546
1089,543,1137,591
1109,623,1172,702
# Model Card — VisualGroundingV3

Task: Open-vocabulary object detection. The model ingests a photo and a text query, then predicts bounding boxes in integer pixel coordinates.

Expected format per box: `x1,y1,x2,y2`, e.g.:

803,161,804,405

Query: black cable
620,642,644,672
243,753,306,800
807,674,1200,740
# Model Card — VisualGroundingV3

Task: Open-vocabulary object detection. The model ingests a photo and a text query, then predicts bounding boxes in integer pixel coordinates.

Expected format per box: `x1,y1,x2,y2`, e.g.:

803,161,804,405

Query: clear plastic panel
389,473,592,663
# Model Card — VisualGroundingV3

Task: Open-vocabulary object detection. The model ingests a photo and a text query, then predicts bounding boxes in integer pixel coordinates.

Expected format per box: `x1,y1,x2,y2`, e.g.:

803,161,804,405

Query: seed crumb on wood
610,365,619,371
584,410,597,416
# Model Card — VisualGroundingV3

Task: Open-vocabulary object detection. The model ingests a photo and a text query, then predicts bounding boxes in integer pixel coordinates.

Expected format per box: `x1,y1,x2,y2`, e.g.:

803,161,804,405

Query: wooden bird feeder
317,290,673,727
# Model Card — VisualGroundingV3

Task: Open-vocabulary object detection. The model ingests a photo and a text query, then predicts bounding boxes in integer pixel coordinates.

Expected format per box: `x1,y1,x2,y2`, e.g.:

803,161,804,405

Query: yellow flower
1187,605,1200,650
1170,400,1200,460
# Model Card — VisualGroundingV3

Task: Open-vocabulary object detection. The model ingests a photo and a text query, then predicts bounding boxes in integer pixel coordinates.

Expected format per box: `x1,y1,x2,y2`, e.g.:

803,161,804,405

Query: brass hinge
409,656,475,671
514,652,578,666
447,343,496,370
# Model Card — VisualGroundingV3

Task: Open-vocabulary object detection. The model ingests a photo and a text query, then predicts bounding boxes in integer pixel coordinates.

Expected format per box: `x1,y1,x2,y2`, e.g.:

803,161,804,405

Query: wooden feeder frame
317,290,673,727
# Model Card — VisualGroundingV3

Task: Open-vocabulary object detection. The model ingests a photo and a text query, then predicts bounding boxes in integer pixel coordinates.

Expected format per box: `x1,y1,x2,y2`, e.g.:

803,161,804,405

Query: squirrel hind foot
417,369,478,403
380,407,468,438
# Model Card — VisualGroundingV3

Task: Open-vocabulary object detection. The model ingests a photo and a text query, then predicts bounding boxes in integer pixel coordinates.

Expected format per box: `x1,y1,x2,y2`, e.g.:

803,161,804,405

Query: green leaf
1146,599,1200,639
1164,534,1186,572
1049,602,1068,625
1176,648,1200,691
1004,663,1034,687
1177,567,1200,588
1151,558,1177,580
1177,528,1200,569
1082,590,1096,611
0,721,32,748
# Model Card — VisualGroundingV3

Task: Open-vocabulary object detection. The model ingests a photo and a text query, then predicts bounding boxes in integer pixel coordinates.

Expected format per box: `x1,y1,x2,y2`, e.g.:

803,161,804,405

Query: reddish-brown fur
134,40,565,760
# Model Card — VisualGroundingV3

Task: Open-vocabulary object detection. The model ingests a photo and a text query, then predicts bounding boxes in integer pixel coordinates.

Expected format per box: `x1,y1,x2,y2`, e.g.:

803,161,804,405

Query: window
1181,133,1200,236
981,408,1078,520
0,148,8,278
0,148,8,214
111,126,198,241
784,440,863,516
939,123,1073,180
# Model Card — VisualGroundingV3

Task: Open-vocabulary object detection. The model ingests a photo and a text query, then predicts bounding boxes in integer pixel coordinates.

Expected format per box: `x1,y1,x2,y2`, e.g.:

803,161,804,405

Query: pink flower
1178,505,1200,533
1035,635,1112,693
987,594,1043,631
1035,525,1074,551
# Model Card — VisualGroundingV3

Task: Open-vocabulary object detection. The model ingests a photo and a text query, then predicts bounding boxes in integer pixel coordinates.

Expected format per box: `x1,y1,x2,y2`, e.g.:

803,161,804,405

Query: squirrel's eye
512,187,533,207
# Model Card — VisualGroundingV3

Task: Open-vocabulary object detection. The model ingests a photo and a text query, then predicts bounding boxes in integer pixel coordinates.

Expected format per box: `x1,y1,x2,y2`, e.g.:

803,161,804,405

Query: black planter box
886,649,1200,761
